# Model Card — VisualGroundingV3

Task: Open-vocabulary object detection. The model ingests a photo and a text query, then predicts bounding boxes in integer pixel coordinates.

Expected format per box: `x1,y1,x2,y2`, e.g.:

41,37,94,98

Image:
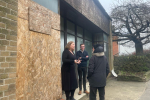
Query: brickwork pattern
113,36,119,56
0,0,18,100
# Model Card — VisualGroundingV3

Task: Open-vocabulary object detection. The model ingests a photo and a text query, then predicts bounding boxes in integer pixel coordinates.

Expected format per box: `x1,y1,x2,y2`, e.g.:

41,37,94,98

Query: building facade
113,36,119,56
0,0,113,100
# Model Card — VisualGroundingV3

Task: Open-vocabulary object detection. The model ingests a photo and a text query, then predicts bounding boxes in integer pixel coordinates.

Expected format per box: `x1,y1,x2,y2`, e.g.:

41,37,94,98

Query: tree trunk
135,41,143,55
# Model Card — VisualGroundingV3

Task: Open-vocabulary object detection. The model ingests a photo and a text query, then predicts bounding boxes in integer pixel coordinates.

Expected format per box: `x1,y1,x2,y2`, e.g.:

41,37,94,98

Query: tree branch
111,17,126,23
130,4,143,26
126,17,133,35
141,31,150,33
113,32,132,38
119,40,131,45
111,1,150,53
139,34,150,40
142,40,150,45
113,38,130,41
129,14,137,30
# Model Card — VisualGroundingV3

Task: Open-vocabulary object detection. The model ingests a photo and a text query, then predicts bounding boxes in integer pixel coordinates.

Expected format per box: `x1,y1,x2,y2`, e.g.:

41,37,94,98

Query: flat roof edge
93,0,112,21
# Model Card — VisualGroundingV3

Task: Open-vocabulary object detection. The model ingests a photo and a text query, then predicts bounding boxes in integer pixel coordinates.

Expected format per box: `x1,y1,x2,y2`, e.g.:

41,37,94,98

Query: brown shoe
84,90,89,94
78,91,82,95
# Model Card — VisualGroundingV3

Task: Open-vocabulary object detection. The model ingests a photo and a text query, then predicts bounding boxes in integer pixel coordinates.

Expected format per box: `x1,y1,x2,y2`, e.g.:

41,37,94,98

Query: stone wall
64,0,110,34
17,0,62,100
0,0,18,100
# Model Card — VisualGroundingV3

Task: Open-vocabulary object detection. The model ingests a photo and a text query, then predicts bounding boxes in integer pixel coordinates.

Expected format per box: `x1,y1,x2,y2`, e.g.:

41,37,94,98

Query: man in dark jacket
76,44,89,95
88,44,110,100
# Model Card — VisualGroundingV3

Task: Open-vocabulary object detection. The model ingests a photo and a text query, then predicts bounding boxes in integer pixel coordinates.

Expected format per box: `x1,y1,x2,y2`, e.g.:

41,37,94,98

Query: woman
88,44,110,100
61,41,81,100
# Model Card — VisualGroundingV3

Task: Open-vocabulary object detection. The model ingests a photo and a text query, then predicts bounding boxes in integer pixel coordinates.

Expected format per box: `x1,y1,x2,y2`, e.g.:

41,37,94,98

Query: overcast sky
99,0,148,15
99,0,150,55
98,0,133,55
99,0,113,15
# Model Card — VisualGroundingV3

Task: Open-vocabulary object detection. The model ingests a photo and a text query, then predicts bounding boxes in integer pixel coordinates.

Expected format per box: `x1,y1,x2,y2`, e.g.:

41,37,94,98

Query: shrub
114,54,150,72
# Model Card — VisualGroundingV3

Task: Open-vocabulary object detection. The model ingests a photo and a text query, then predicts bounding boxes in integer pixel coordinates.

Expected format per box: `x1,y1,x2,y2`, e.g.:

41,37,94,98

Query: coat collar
92,52,104,57
80,50,84,53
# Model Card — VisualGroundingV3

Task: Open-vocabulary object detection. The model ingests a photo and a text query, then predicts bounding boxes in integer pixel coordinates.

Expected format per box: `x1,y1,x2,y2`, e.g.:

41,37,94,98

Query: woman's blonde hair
65,41,74,50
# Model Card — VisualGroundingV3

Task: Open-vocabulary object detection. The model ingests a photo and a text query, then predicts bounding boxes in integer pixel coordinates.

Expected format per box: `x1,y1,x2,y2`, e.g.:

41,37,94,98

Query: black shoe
70,97,76,100
66,98,70,100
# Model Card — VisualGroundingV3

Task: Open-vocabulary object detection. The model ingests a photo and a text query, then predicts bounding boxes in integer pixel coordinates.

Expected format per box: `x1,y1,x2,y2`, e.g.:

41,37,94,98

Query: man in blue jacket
76,44,89,95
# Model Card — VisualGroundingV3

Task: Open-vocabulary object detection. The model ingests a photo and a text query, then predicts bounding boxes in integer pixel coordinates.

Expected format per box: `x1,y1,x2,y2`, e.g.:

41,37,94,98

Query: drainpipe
108,20,114,76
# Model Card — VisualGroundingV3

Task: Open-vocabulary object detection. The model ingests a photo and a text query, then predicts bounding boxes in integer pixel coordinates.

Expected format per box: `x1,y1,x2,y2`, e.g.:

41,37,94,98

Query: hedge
114,54,150,72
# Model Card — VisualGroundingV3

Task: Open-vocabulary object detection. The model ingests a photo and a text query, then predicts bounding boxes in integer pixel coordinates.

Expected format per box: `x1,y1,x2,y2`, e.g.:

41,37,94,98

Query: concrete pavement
79,77,147,100
62,77,150,100
139,80,150,100
62,82,90,100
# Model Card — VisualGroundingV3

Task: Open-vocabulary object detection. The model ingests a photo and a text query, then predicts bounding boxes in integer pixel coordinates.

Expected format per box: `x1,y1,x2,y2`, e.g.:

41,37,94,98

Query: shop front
60,0,111,64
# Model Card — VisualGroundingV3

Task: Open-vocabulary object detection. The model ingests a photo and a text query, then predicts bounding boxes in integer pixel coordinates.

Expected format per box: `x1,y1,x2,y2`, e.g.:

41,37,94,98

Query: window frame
60,17,93,53
32,0,60,14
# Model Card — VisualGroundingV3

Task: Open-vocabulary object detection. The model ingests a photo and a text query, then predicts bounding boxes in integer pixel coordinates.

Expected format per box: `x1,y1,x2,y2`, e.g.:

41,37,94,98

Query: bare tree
111,0,150,55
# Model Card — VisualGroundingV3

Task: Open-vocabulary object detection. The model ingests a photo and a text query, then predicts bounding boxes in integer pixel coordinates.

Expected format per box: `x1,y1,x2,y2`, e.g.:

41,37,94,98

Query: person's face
92,47,95,53
70,42,75,51
80,45,85,51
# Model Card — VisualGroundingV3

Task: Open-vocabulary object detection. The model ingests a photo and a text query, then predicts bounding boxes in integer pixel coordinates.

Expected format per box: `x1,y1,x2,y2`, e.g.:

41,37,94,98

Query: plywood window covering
29,5,51,35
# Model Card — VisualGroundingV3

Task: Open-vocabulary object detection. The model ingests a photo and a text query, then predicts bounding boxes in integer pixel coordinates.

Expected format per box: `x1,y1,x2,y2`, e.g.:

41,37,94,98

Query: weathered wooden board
29,5,51,35
18,0,60,31
17,16,61,100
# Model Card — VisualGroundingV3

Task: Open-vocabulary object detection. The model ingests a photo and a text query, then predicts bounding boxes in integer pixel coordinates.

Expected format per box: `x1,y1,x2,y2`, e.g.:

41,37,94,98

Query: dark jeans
90,86,105,100
78,67,87,91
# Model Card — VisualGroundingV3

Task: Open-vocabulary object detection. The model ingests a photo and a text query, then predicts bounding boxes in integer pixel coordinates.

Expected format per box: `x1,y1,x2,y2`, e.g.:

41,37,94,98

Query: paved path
139,80,150,100
62,82,90,100
79,77,146,100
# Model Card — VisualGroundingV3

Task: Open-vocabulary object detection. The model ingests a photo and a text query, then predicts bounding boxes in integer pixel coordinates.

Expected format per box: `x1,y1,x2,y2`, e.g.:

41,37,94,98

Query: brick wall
113,36,119,56
0,0,18,100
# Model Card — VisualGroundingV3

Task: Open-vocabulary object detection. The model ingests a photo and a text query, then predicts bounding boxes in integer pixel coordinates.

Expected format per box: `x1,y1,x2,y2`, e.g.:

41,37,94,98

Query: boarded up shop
0,0,113,100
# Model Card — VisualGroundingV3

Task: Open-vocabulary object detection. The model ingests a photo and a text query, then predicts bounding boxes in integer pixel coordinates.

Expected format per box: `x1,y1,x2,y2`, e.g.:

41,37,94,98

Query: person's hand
86,56,89,58
74,60,81,64
74,60,78,64
77,60,81,64
79,57,82,60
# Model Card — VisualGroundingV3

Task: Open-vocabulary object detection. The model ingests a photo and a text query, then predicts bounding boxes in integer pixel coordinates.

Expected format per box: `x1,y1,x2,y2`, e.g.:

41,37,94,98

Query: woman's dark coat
61,49,78,91
87,46,110,87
